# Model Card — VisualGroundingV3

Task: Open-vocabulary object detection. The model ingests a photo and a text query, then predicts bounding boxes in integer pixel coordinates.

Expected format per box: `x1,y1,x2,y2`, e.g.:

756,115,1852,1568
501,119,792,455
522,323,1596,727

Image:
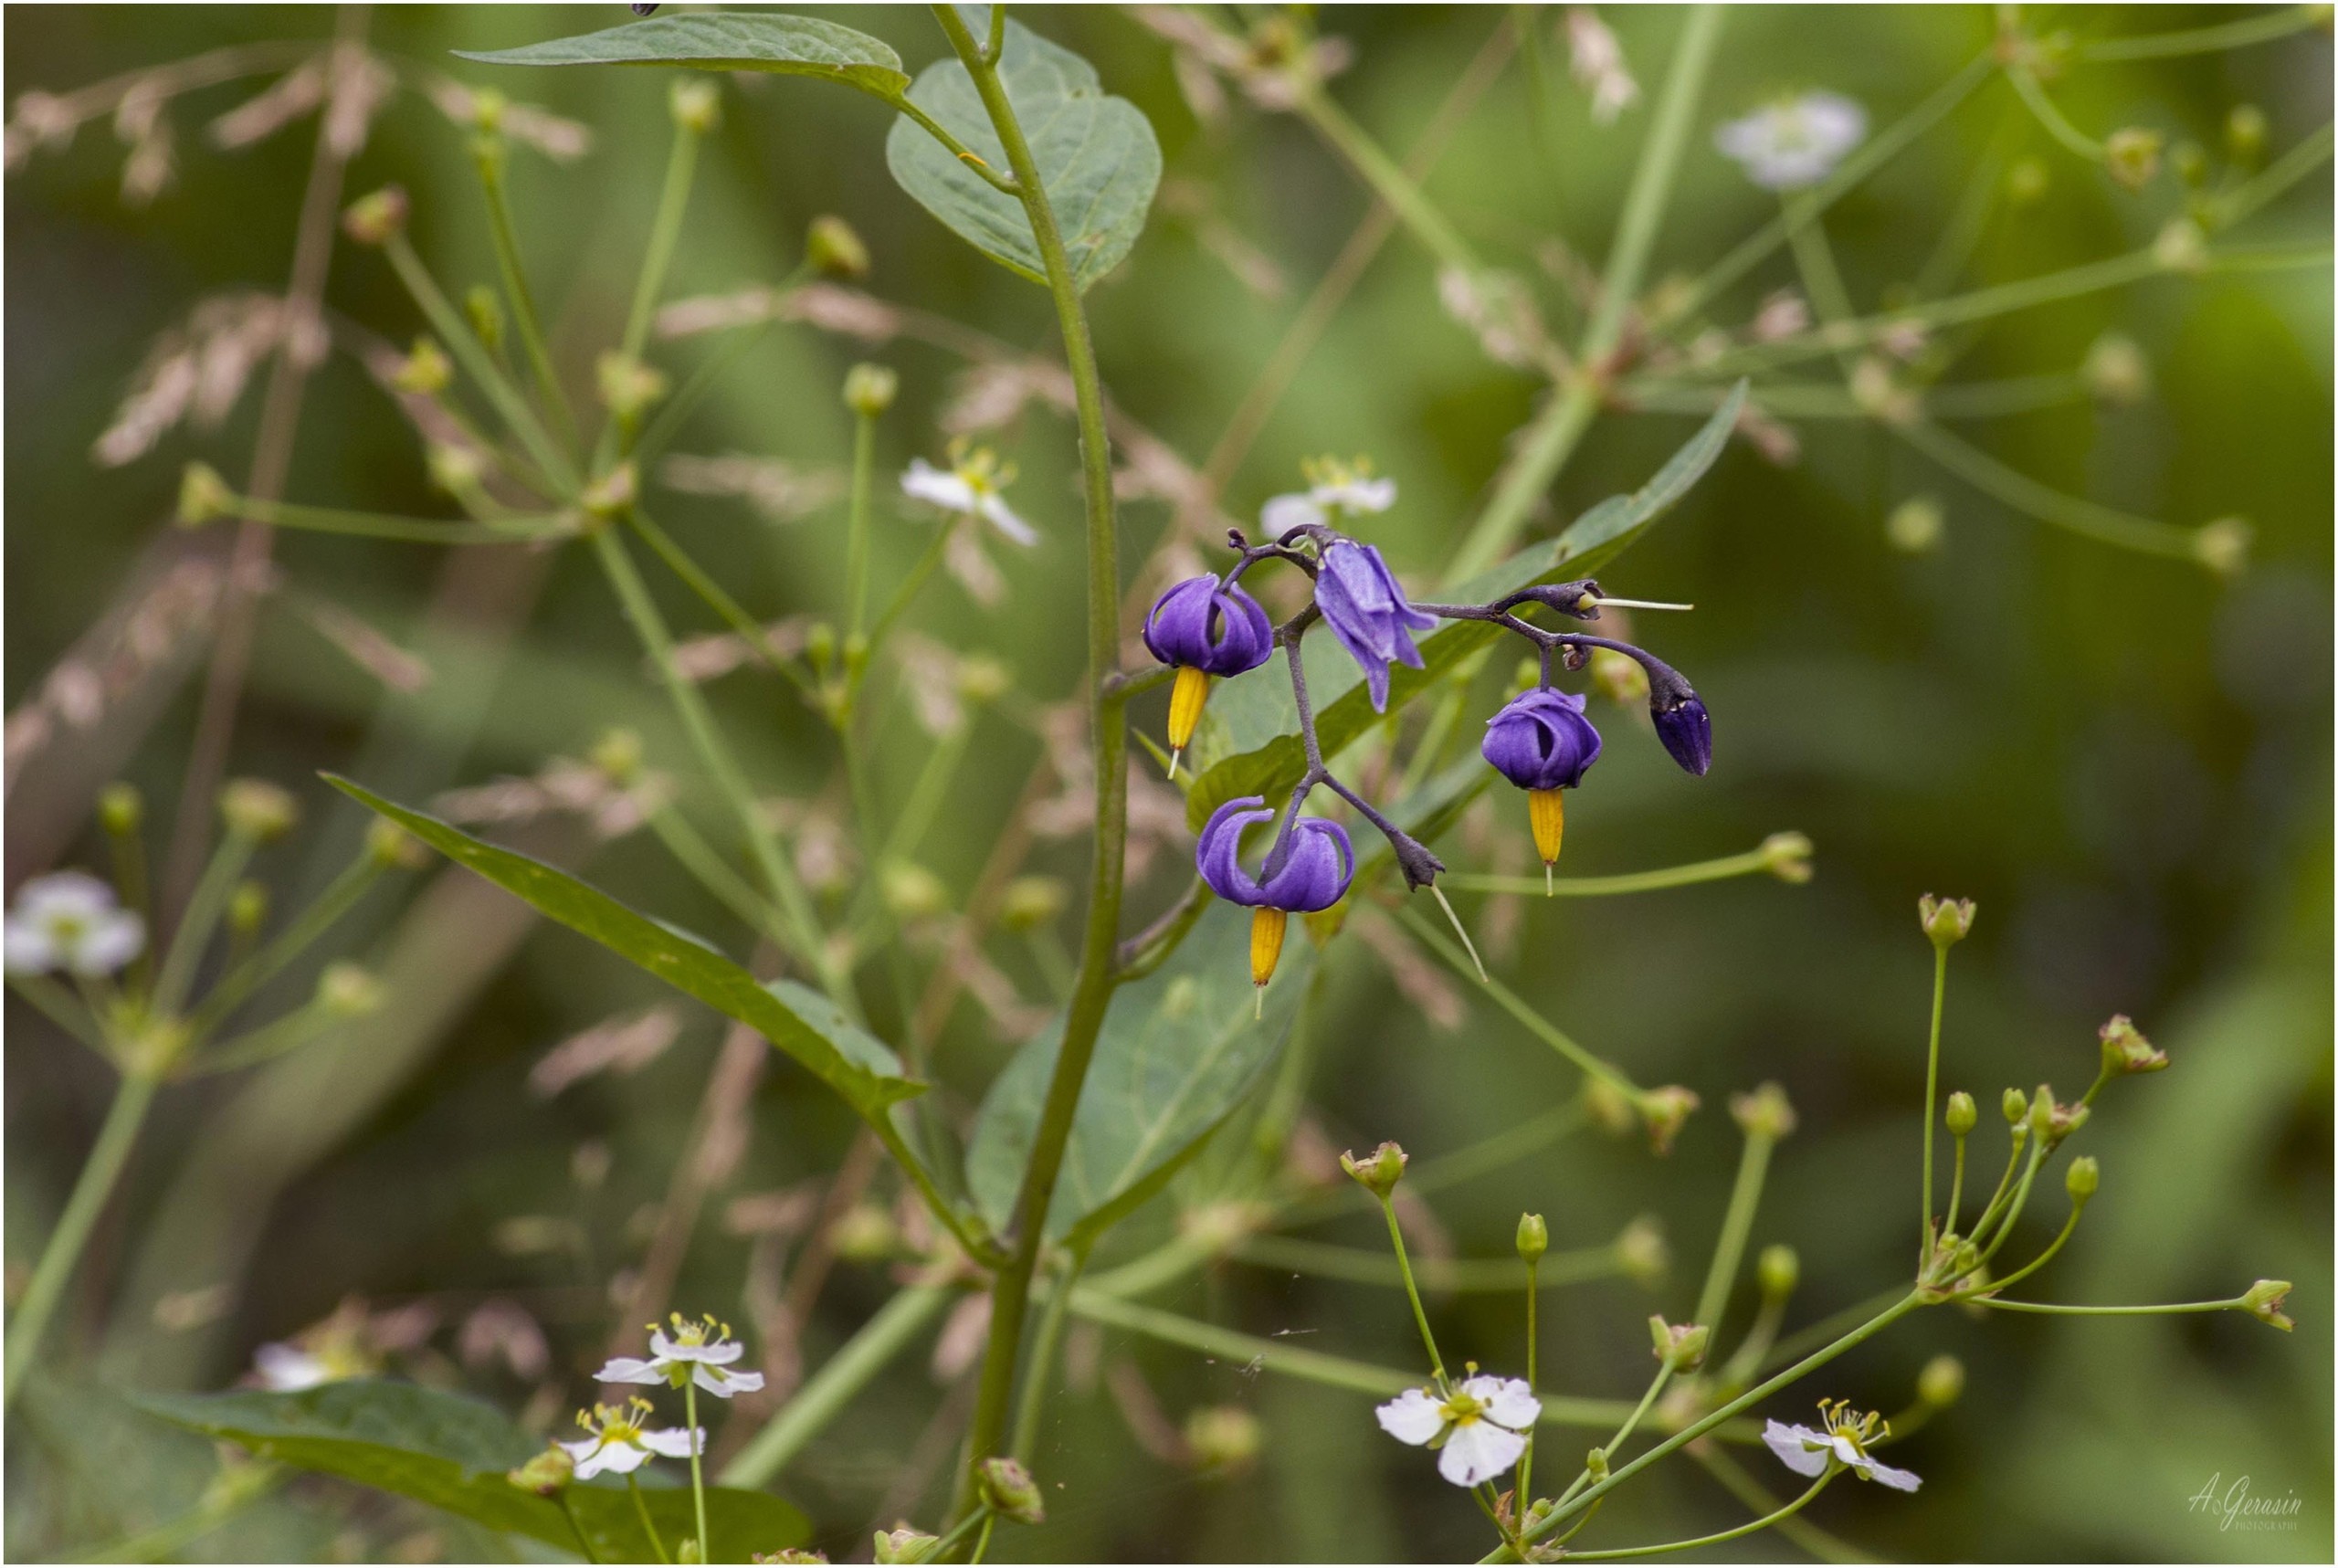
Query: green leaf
964,901,1313,1242
1185,383,1747,831
323,775,924,1123
884,9,1161,290
135,1381,808,1563
455,12,911,98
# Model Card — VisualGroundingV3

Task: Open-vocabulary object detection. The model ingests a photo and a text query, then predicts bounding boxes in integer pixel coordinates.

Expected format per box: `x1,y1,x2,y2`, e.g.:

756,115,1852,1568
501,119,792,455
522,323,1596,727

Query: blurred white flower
561,1397,703,1479
1374,1373,1541,1487
597,1312,766,1398
1715,92,1867,190
1262,457,1397,538
1565,8,1639,124
1762,1400,1921,1491
4,871,143,977
902,442,1036,545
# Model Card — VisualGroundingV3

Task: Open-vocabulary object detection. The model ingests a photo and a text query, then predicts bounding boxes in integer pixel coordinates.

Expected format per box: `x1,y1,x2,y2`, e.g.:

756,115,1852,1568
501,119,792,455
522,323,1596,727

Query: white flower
560,1396,703,1479
1375,1373,1541,1487
597,1311,766,1399
901,442,1036,546
1261,456,1397,539
251,1303,377,1391
1762,1399,1920,1492
1714,92,1868,191
1565,8,1639,125
3,871,144,978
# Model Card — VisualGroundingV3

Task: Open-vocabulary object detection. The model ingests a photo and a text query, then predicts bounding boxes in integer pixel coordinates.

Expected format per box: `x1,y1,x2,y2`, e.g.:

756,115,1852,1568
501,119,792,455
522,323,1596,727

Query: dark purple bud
1143,577,1274,677
1315,541,1435,711
1652,695,1711,776
1481,688,1603,791
1501,579,1605,620
1196,796,1354,912
631,4,659,15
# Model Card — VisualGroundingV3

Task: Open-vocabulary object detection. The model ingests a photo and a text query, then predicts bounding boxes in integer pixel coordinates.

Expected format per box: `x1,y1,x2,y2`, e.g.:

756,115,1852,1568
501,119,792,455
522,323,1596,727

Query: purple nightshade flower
1652,694,1712,776
1195,795,1354,1005
1144,576,1274,779
1314,541,1436,712
1482,687,1603,885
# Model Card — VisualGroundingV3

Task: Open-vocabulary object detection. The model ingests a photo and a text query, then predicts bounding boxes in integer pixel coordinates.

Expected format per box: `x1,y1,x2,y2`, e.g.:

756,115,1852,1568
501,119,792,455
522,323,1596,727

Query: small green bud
2104,127,2163,191
1730,1081,1796,1141
1637,1085,1700,1154
1183,1405,1262,1472
844,363,898,417
506,1444,574,1495
1886,495,1944,553
2169,139,2207,187
1338,1141,1407,1199
341,185,408,246
591,728,646,785
1945,1090,1977,1137
1917,1353,1965,1408
2005,155,2050,205
2082,332,2152,406
749,1552,819,1565
467,86,508,134
872,1527,940,1564
581,461,639,518
425,442,487,495
670,78,721,133
391,336,454,396
956,655,1012,705
1584,1076,1637,1137
1757,1243,1799,1300
1918,893,1975,949
2226,103,2268,163
1759,831,1814,883
2002,1087,2029,1126
2154,216,2211,275
2194,516,2249,576
880,862,948,919
805,622,838,669
828,1202,898,1262
596,352,669,421
1515,1213,1548,1265
218,778,299,842
1584,1447,1610,1482
975,1457,1045,1524
365,818,429,870
1615,1215,1669,1287
2065,1154,2099,1200
465,285,506,354
1648,1316,1708,1371
2098,1013,2167,1076
98,782,143,837
2027,1084,2057,1142
2241,1279,2294,1331
806,214,871,280
999,876,1069,931
176,462,237,526
318,961,385,1016
227,880,269,935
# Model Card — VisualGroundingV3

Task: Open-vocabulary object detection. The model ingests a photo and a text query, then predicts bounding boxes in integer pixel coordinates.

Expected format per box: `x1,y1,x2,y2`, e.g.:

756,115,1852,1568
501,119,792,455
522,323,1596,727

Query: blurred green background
5,4,2330,1562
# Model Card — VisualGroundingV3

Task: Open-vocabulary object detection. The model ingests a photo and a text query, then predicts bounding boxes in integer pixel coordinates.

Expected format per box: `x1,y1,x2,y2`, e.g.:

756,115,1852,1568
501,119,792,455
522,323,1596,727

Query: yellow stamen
1249,906,1288,998
1168,666,1212,752
1528,788,1565,873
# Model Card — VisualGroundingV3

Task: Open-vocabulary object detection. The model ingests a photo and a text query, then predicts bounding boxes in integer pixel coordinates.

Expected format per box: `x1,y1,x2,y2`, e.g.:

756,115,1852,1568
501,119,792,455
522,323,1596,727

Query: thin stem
846,408,879,642
1896,416,2204,561
1398,902,1641,1099
1294,84,1477,272
1695,1127,1777,1347
624,116,700,363
1557,1366,1672,1510
1961,1131,2029,1252
474,138,579,451
151,831,258,1017
626,505,819,702
7,973,109,1054
1690,1445,1870,1566
920,1508,995,1565
1380,1195,1448,1382
4,1071,161,1406
887,92,1020,195
1756,1287,1911,1377
627,1473,671,1566
1230,1234,1624,1292
2080,5,2324,59
1974,1197,2086,1298
2005,64,2105,161
559,1491,604,1564
188,999,341,1075
1943,1131,1968,1239
1012,1247,1089,1461
1563,1470,1835,1560
719,1286,953,1487
2211,121,2335,230
216,492,573,543
643,804,792,950
971,1514,997,1563
1518,1250,1539,1501
1442,840,1788,897
684,1379,710,1563
1975,1295,2253,1317
1920,944,1946,1264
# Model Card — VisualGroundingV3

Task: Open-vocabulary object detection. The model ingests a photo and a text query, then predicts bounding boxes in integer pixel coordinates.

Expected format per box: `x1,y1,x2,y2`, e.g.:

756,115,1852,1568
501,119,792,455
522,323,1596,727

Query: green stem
2005,63,2106,161
931,2,1132,1526
473,136,579,451
1689,1445,1870,1566
103,805,155,996
846,407,879,643
184,856,381,1041
1967,1139,2047,1271
1398,903,1641,1098
1961,1131,2029,1252
1975,1197,2086,1298
1943,1131,1968,1239
1380,1195,1448,1383
1519,1250,1539,1501
719,1285,954,1487
1564,1470,1835,1560
644,804,792,949
684,1378,710,1563
1920,944,1946,1264
7,973,108,1054
2210,121,2334,230
2080,5,2324,59
1230,1234,1625,1292
627,1473,671,1566
559,1491,605,1564
4,1071,161,1406
223,492,571,543
919,1508,995,1565
1756,1287,1910,1377
1695,1128,1777,1346
624,118,700,362
189,999,340,1075
152,831,258,1018
1557,1365,1670,1509
1901,416,2206,562
970,1514,997,1564
1441,840,1789,897
1294,84,1477,271
625,505,819,702
1011,1247,1089,1461
1974,1294,2252,1317
867,520,958,649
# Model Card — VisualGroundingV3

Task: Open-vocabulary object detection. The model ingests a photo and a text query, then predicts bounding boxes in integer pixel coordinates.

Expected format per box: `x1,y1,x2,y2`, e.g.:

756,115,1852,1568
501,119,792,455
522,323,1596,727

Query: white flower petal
559,1437,599,1464
253,1343,330,1392
977,492,1038,546
596,1356,665,1384
1472,1376,1541,1431
1862,1458,1922,1492
1762,1421,1831,1478
697,1363,763,1396
1324,476,1396,514
638,1426,704,1458
4,917,58,974
902,459,976,514
17,872,119,921
70,910,144,975
1374,1388,1445,1447
1261,493,1324,539
1830,1434,1865,1468
1437,1421,1528,1487
585,1439,651,1476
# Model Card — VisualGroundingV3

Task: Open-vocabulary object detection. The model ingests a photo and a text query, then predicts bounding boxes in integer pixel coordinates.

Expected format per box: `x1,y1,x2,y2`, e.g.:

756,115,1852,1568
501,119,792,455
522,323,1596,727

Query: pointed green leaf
1185,383,1747,830
135,1381,807,1563
885,10,1160,289
456,12,911,98
964,902,1312,1242
323,775,924,1123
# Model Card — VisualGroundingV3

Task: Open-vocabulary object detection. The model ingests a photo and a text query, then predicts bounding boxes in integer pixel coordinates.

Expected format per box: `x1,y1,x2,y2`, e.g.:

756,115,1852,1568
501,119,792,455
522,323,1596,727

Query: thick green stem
719,1285,953,1487
684,1379,711,1563
4,1071,161,1406
1696,1128,1777,1346
1011,1247,1089,1461
930,3,1131,1525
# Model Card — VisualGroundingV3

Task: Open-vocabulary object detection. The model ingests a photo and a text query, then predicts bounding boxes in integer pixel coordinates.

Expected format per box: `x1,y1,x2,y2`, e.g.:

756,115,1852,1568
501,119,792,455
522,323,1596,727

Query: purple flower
1652,695,1712,776
1195,796,1353,913
1481,688,1602,791
1315,541,1435,711
1143,577,1273,677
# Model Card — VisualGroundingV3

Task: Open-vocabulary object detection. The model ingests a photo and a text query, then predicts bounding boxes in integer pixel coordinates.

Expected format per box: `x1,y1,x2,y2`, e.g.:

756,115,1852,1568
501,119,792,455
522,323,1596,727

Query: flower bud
218,779,299,842
228,880,269,935
2098,1014,2167,1076
466,285,506,354
2226,103,2268,163
806,214,871,280
956,656,1012,705
1183,1405,1262,1472
828,1202,898,1262
391,337,454,396
506,1444,574,1495
880,862,948,920
2104,127,2163,191
844,363,898,417
2005,155,2050,206
341,185,408,246
2193,516,2249,575
1584,1446,1611,1482
426,443,486,494
999,876,1068,931
1917,1352,1965,1407
1515,1213,1548,1265
581,461,639,519
318,961,385,1016
2027,1084,2056,1142
366,818,429,869
872,1528,940,1564
1886,495,1944,553
2064,1154,2099,1201
1585,1076,1637,1137
1757,1243,1799,1300
751,1552,821,1565
1729,1081,1796,1141
176,462,237,526
670,78,721,133
1648,1316,1708,1371
1918,893,1975,949
2001,1087,2029,1126
591,728,645,785
1637,1085,1700,1154
1615,1215,1669,1286
2081,331,2152,406
1760,831,1813,883
2241,1279,2293,1331
2154,216,2210,274
596,353,669,421
99,782,143,837
1338,1141,1407,1199
975,1457,1045,1524
1945,1090,1977,1137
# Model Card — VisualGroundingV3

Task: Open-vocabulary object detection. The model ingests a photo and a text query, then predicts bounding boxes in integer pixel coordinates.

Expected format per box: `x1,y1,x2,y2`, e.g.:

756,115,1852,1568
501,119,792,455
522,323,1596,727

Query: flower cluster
1141,463,1713,997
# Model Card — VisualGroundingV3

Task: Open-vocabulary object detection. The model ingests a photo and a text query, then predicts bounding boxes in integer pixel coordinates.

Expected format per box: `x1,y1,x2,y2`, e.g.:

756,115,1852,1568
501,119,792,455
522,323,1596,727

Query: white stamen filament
1429,883,1487,982
1590,596,1694,612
